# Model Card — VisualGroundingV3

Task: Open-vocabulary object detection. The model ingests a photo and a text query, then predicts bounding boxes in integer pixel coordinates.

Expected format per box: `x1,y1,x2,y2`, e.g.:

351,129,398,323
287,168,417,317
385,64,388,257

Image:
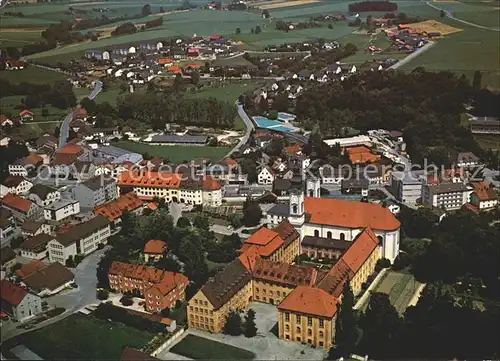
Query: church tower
305,176,321,198
288,188,305,240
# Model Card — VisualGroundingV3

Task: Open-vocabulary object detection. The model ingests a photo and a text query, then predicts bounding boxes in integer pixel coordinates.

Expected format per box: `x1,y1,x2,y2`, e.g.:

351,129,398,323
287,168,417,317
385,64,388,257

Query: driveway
160,302,326,360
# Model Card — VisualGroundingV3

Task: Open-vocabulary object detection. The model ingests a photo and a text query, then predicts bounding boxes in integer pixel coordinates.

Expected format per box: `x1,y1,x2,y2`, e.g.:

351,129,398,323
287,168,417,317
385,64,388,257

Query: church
265,178,401,263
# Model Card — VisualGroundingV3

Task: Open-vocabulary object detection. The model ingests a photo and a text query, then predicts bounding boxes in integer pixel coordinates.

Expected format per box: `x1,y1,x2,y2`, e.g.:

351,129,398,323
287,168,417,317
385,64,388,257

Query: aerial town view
0,0,498,359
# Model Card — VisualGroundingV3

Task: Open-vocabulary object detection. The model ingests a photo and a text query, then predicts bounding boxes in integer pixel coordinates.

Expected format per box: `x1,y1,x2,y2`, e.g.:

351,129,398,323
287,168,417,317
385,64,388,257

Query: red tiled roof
19,109,34,117
148,272,188,296
346,146,380,164
278,285,338,318
94,192,144,221
341,227,379,274
167,65,182,74
0,280,28,306
304,197,400,231
144,240,167,254
240,227,284,258
1,193,33,214
157,58,173,65
57,144,82,155
118,171,182,189
202,176,221,191
253,258,317,287
471,181,498,202
16,260,46,279
284,145,301,155
24,153,43,166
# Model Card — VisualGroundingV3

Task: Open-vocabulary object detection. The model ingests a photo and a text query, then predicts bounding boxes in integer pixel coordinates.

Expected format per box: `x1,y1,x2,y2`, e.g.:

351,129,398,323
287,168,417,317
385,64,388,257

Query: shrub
120,295,134,306
97,289,109,300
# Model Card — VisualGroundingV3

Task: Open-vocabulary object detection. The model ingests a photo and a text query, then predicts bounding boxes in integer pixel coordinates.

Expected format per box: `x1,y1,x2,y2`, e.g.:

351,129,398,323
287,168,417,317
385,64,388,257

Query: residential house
456,152,480,168
0,279,42,322
470,117,500,135
28,184,61,207
19,110,34,122
469,181,498,211
47,215,111,263
93,192,143,227
44,199,81,222
0,247,16,271
143,240,167,263
258,166,275,185
2,176,33,196
0,115,13,127
0,209,15,240
1,193,39,221
21,262,75,297
108,261,188,313
19,233,53,260
8,154,43,177
72,176,118,209
21,220,51,237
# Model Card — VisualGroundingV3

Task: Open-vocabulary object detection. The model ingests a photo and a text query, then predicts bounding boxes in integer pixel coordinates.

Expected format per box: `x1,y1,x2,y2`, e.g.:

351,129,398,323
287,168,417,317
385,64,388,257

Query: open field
339,32,408,63
112,140,230,163
170,334,256,360
474,134,500,150
372,270,422,315
400,24,500,89
15,313,154,360
409,19,463,35
429,1,500,28
256,0,322,10
0,67,68,84
1,95,68,122
0,29,43,48
186,80,265,103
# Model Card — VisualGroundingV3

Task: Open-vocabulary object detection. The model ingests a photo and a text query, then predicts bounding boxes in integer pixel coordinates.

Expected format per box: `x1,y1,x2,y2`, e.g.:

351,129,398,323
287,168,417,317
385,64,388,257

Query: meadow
0,66,69,84
0,95,68,122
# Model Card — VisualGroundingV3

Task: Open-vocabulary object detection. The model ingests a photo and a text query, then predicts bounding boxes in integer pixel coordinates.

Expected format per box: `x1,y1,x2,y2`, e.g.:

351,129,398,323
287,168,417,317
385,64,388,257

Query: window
307,329,312,336
285,312,290,321
307,317,312,326
296,315,301,322
314,230,319,237
319,341,324,347
296,327,301,333
319,319,324,328
319,331,324,338
296,336,301,342
327,231,332,238
285,325,289,331
340,233,345,241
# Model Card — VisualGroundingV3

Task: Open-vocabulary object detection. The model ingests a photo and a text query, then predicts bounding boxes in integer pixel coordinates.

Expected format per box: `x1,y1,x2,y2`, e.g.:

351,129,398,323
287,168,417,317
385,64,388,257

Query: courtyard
159,302,327,360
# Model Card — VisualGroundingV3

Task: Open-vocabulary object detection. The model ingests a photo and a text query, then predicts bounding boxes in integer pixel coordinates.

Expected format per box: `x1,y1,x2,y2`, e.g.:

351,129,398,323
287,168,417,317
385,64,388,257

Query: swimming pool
277,112,296,122
253,116,284,128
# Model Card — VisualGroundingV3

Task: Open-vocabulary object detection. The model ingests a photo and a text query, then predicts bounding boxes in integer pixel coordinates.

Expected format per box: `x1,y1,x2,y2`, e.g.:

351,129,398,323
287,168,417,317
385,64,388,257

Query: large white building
44,199,80,222
117,171,222,207
422,182,472,211
48,215,111,263
266,184,401,263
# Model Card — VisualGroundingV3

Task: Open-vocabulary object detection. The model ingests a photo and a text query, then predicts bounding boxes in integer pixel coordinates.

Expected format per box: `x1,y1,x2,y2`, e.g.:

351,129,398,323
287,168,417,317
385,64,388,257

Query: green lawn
112,140,230,163
474,134,500,151
170,334,255,360
0,29,43,48
372,270,421,315
0,95,68,122
339,32,407,63
0,67,68,85
17,313,154,360
186,80,265,103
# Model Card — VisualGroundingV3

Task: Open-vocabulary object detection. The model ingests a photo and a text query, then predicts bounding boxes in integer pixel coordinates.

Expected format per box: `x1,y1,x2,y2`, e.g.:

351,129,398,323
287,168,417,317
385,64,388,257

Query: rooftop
29,184,58,200
278,285,338,318
144,240,167,254
93,192,143,221
45,198,79,211
118,171,182,190
23,262,74,293
55,215,110,247
0,279,29,307
2,193,33,214
20,233,53,251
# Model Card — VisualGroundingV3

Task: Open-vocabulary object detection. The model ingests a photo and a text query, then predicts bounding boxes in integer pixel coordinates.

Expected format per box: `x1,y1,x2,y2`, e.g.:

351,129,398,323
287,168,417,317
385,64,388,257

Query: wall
150,327,186,357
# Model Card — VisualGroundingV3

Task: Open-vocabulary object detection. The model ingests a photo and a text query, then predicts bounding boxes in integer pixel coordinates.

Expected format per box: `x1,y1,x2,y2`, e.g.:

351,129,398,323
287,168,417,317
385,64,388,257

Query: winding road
223,102,255,159
58,80,103,149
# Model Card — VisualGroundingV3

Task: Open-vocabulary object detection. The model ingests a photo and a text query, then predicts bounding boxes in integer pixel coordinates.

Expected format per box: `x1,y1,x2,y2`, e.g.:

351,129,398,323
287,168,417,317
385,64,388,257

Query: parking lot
160,302,326,360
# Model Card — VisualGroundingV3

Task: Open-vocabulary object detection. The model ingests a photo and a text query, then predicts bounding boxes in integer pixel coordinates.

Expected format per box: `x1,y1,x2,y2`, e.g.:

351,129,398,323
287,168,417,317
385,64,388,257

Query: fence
150,326,187,357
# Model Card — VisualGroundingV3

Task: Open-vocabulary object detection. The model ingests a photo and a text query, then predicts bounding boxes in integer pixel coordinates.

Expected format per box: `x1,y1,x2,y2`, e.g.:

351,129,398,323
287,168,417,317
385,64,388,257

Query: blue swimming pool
277,112,296,122
253,116,284,128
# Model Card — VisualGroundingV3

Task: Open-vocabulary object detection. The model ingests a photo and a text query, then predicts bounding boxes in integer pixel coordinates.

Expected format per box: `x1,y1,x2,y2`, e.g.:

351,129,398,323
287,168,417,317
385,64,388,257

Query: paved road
424,1,500,32
58,80,103,149
223,103,255,159
389,41,436,70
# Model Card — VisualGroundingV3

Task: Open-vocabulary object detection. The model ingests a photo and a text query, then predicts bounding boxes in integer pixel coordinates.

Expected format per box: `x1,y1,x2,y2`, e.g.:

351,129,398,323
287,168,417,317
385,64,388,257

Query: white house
2,176,33,195
28,184,61,207
422,182,471,211
44,199,80,222
0,280,42,322
469,181,498,211
48,215,111,264
21,220,51,237
19,233,53,260
258,166,275,185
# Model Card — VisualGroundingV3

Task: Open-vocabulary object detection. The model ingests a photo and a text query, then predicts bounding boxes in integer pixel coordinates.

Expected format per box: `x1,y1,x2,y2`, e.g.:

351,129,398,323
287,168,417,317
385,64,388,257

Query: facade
72,176,118,209
21,220,51,237
108,261,188,312
422,182,471,211
118,171,222,207
301,236,351,261
20,233,53,260
0,279,42,322
48,215,111,263
258,166,275,185
456,152,480,168
0,209,15,240
8,154,43,177
2,176,33,195
390,171,424,204
470,117,500,135
44,199,81,222
28,184,61,207
0,246,16,271
144,240,167,262
469,181,498,210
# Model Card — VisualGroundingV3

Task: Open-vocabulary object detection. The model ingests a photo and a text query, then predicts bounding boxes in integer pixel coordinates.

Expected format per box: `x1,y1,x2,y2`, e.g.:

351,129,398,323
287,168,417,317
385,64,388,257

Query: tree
193,214,209,230
472,70,482,90
251,27,254,34
65,255,75,268
254,25,262,34
244,308,258,337
328,23,333,29
235,27,241,34
142,4,152,16
96,289,109,300
190,71,200,86
223,311,243,335
156,255,182,273
176,216,191,228
10,236,24,249
80,97,96,114
329,283,357,358
242,197,262,227
120,295,134,306
173,73,183,92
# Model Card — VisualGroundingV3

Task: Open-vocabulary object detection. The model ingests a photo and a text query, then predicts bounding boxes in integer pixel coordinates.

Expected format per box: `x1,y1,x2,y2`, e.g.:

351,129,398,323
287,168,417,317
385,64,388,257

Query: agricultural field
0,66,69,84
14,313,154,360
338,32,407,63
430,1,500,29
0,95,68,122
0,28,43,48
186,80,265,103
112,140,230,163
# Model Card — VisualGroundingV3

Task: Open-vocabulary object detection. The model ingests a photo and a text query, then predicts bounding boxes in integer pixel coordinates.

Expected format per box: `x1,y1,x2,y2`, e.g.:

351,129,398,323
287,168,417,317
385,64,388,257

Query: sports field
371,270,422,315
112,140,230,163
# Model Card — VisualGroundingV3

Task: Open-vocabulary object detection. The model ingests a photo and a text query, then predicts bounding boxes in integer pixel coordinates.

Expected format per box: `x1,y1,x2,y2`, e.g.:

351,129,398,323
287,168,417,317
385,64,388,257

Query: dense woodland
290,70,499,167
